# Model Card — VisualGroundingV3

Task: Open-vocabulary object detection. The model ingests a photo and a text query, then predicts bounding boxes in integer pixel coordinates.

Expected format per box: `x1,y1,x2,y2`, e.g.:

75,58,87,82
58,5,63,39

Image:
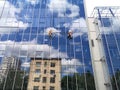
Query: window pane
44,69,47,74
43,77,47,83
43,86,46,90
50,70,55,75
35,69,41,74
44,62,47,67
36,62,41,67
34,77,40,82
50,77,55,83
51,62,55,67
33,86,39,90
50,86,55,90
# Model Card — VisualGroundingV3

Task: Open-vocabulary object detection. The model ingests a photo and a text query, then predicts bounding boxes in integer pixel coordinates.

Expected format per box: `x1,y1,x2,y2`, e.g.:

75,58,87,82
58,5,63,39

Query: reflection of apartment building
27,58,61,90
0,57,18,82
1,57,17,69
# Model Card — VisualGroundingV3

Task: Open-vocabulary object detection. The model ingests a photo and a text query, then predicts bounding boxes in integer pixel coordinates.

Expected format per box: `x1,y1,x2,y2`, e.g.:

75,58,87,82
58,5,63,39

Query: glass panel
0,0,95,90
99,17,120,90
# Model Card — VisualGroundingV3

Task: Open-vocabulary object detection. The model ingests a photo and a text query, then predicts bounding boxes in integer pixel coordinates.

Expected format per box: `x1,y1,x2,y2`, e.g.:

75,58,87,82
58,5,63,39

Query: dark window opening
43,77,47,83
50,62,55,67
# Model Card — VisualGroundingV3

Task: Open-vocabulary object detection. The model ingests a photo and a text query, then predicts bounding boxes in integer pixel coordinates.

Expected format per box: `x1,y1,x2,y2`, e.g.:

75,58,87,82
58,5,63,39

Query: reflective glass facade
0,0,119,90
0,0,95,90
100,18,120,90
93,7,120,90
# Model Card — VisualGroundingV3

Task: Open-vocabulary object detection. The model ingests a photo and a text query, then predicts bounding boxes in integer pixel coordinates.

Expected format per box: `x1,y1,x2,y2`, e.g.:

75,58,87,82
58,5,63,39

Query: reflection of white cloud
48,0,79,17
21,58,83,73
0,39,83,73
62,58,82,66
63,23,70,28
21,62,30,68
21,57,82,70
0,39,67,58
65,18,87,37
68,5,80,17
0,1,28,34
45,27,61,36
0,39,37,45
64,68,77,74
26,0,39,5
62,58,83,74
0,1,20,17
99,17,120,34
71,18,87,29
112,18,120,31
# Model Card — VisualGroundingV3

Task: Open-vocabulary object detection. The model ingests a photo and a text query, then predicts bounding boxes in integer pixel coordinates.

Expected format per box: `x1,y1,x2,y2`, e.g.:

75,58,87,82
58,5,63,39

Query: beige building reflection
27,58,61,90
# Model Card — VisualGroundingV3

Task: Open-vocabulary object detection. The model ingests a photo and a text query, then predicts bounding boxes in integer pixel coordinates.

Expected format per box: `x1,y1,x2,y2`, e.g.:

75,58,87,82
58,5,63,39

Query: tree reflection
61,71,95,90
111,69,120,90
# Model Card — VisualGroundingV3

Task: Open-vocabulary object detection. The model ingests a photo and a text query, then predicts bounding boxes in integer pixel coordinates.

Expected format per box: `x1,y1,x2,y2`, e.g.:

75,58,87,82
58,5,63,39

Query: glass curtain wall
0,0,95,90
92,7,120,90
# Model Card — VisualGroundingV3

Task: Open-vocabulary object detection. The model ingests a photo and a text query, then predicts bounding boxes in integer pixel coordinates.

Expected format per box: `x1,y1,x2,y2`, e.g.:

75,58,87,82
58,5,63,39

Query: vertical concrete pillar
87,17,112,90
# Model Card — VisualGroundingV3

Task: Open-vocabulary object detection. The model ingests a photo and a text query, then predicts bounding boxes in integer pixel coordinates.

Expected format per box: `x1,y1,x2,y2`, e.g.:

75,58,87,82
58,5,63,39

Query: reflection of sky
0,0,120,75
102,33,120,73
92,7,120,74
0,0,92,73
99,17,120,74
0,57,2,64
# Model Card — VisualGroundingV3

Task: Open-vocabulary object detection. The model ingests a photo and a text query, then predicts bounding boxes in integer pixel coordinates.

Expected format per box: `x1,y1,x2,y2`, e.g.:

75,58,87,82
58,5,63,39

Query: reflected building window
50,86,55,90
50,70,55,75
44,62,47,67
33,86,39,90
50,62,55,67
35,69,41,74
43,86,46,90
34,77,40,82
44,69,47,74
50,77,55,83
43,77,47,83
36,62,41,67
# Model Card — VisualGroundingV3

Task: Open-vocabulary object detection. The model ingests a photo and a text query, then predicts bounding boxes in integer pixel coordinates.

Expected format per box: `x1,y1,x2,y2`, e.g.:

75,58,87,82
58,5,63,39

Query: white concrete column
87,17,112,90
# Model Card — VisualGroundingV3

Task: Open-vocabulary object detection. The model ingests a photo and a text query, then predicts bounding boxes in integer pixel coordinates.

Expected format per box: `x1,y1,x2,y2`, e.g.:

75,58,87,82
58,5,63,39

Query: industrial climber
67,30,73,39
48,30,53,38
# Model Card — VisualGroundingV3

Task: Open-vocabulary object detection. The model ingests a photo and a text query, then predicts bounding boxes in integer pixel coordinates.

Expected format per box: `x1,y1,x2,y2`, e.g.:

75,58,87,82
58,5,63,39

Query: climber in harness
67,30,73,39
48,30,53,39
